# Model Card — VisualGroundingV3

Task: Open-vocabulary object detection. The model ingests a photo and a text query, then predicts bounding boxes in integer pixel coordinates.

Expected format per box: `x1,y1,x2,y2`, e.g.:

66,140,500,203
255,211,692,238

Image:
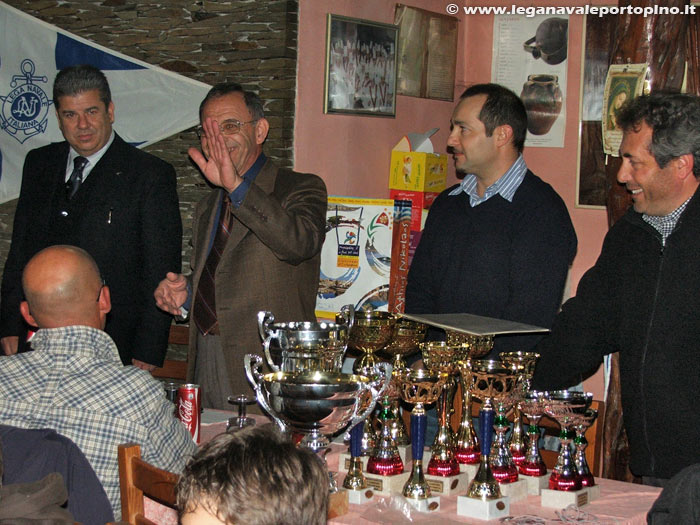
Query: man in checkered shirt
0,245,197,519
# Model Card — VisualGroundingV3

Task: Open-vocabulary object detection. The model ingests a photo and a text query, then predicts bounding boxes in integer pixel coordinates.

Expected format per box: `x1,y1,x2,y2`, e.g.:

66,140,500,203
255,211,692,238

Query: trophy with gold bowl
258,304,354,374
244,353,391,494
342,310,396,377
396,368,449,511
452,334,493,468
420,341,468,484
518,390,549,484
499,351,540,466
573,407,598,488
379,318,427,448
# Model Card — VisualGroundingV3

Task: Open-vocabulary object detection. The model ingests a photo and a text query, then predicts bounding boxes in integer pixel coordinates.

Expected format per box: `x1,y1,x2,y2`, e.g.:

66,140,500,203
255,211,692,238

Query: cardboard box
389,151,447,192
389,189,437,232
389,128,447,193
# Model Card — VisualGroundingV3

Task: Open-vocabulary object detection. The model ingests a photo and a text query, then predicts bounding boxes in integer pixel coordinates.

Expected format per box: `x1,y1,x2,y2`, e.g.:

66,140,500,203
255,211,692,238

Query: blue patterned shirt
448,155,528,206
0,326,197,519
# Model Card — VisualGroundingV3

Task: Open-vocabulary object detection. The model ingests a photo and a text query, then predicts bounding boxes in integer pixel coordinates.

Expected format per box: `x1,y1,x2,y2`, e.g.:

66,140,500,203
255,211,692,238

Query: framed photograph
324,14,398,116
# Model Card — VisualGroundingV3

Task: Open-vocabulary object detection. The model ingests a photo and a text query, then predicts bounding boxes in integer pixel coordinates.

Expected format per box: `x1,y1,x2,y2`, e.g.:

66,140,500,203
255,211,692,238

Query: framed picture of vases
323,14,398,117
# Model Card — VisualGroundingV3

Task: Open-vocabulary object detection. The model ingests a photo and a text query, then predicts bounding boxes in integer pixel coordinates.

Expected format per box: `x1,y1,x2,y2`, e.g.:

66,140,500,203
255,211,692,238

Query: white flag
0,1,211,204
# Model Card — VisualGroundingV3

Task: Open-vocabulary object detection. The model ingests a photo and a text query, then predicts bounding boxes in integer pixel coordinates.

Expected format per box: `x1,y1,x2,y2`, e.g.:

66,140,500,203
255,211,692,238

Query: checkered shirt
0,326,198,519
642,198,691,246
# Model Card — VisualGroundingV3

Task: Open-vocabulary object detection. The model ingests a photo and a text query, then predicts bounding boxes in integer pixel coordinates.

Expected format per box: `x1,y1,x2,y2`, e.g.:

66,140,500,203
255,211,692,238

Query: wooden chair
151,324,189,381
117,443,178,525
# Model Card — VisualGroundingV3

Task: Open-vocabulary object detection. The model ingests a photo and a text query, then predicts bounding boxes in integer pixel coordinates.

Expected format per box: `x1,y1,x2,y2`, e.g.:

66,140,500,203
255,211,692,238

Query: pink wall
295,0,611,396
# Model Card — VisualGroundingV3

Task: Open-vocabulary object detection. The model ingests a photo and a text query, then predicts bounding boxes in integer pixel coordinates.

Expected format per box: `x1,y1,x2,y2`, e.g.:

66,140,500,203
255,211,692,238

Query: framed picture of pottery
491,14,569,147
323,14,398,117
601,63,648,156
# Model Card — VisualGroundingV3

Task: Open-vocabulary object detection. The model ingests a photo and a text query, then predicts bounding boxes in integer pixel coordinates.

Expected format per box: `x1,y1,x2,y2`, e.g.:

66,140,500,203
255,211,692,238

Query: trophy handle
339,303,355,331
243,354,287,434
262,337,280,373
257,310,275,341
343,362,393,440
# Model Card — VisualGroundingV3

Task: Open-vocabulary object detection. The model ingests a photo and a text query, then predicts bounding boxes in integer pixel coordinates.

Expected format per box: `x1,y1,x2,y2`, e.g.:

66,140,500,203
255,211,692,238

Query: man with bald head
0,245,196,519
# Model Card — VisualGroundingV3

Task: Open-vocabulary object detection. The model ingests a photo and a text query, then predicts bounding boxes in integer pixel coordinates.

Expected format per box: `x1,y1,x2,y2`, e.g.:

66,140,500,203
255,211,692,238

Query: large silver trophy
244,354,391,492
257,305,353,373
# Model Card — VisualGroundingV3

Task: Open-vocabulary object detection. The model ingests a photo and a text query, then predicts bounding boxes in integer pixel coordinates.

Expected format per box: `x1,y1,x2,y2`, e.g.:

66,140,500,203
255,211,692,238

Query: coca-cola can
177,383,201,444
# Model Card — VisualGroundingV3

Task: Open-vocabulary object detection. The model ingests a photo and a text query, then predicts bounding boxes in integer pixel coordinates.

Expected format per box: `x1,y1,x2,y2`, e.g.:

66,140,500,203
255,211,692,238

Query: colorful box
389,150,447,193
389,189,438,232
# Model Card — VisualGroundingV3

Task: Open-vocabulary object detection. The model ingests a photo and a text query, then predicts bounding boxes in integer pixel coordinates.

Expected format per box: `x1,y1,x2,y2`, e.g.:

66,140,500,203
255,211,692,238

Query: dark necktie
67,156,88,199
193,195,234,335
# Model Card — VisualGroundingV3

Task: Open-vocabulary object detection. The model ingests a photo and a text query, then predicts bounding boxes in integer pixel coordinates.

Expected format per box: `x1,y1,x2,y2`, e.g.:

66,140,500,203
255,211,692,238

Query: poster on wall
394,5,458,101
602,63,648,156
491,15,569,148
323,14,398,116
316,197,395,320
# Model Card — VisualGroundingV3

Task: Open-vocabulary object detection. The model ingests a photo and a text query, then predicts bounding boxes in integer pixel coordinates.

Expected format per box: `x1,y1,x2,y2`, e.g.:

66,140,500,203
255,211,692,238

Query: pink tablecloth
145,412,662,525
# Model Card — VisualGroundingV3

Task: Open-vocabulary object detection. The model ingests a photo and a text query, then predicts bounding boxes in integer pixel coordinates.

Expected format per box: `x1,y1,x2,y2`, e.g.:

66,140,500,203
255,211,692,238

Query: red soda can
177,384,201,444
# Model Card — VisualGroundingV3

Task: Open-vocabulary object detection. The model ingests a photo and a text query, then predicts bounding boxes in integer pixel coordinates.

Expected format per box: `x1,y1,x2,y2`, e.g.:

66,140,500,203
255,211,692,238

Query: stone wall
0,0,299,278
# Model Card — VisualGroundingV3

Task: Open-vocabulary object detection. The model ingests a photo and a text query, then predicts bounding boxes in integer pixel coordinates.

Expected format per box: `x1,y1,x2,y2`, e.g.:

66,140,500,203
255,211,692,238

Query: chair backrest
151,324,189,381
117,443,178,525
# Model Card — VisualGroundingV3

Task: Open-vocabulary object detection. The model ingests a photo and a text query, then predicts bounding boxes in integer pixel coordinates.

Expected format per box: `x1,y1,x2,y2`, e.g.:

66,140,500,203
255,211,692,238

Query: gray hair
53,64,111,110
617,92,700,178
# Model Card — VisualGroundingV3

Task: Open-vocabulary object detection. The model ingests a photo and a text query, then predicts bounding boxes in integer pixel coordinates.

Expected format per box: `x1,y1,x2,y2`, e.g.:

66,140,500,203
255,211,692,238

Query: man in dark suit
154,83,327,408
0,64,181,370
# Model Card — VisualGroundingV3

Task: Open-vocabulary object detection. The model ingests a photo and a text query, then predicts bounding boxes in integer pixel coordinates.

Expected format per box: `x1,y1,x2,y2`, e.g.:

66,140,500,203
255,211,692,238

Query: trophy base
346,487,375,504
586,483,601,500
327,489,349,519
457,494,510,520
363,471,411,496
403,495,441,513
424,472,469,496
497,478,528,502
540,487,589,508
523,473,550,495
459,462,479,480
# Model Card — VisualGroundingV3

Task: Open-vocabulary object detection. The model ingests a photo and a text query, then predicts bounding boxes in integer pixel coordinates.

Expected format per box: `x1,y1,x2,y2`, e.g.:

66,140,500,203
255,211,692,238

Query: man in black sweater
406,83,577,358
532,92,700,486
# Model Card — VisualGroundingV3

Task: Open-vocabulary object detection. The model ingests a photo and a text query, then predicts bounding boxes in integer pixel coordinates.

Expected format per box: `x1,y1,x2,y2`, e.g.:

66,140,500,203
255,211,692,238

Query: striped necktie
67,156,88,199
193,195,234,335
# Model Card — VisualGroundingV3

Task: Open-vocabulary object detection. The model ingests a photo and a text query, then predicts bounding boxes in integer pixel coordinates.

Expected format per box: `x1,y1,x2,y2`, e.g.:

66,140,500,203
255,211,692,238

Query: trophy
396,368,449,504
453,335,493,465
573,408,598,487
499,351,540,465
244,354,391,492
543,390,593,491
518,391,548,477
464,359,519,499
345,310,397,377
376,319,427,448
258,305,353,374
420,341,467,476
366,397,405,476
382,319,428,371
343,421,369,491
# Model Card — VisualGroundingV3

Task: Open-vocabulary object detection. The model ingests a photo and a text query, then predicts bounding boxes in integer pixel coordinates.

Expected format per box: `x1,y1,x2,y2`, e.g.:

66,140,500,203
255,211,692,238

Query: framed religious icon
323,14,398,116
602,63,648,156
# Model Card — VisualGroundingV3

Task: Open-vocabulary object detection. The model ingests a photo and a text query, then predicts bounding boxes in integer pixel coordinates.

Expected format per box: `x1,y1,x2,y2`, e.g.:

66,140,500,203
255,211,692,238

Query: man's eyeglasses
96,278,106,302
195,119,257,139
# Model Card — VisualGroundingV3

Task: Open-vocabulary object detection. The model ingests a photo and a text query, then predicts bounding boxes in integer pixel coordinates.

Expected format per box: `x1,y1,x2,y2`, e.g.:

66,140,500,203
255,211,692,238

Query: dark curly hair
616,92,700,178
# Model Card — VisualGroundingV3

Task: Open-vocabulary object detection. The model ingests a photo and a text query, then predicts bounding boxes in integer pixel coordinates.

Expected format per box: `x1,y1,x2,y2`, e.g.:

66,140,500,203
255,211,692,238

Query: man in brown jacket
155,83,327,409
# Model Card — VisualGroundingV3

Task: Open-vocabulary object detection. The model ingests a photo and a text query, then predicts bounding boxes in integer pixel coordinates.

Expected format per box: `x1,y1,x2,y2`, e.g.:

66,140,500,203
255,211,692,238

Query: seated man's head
177,425,328,525
20,245,111,331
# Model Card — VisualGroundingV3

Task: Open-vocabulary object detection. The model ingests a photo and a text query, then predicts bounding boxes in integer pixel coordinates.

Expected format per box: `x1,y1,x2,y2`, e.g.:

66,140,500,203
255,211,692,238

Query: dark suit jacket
0,134,182,366
186,158,327,396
